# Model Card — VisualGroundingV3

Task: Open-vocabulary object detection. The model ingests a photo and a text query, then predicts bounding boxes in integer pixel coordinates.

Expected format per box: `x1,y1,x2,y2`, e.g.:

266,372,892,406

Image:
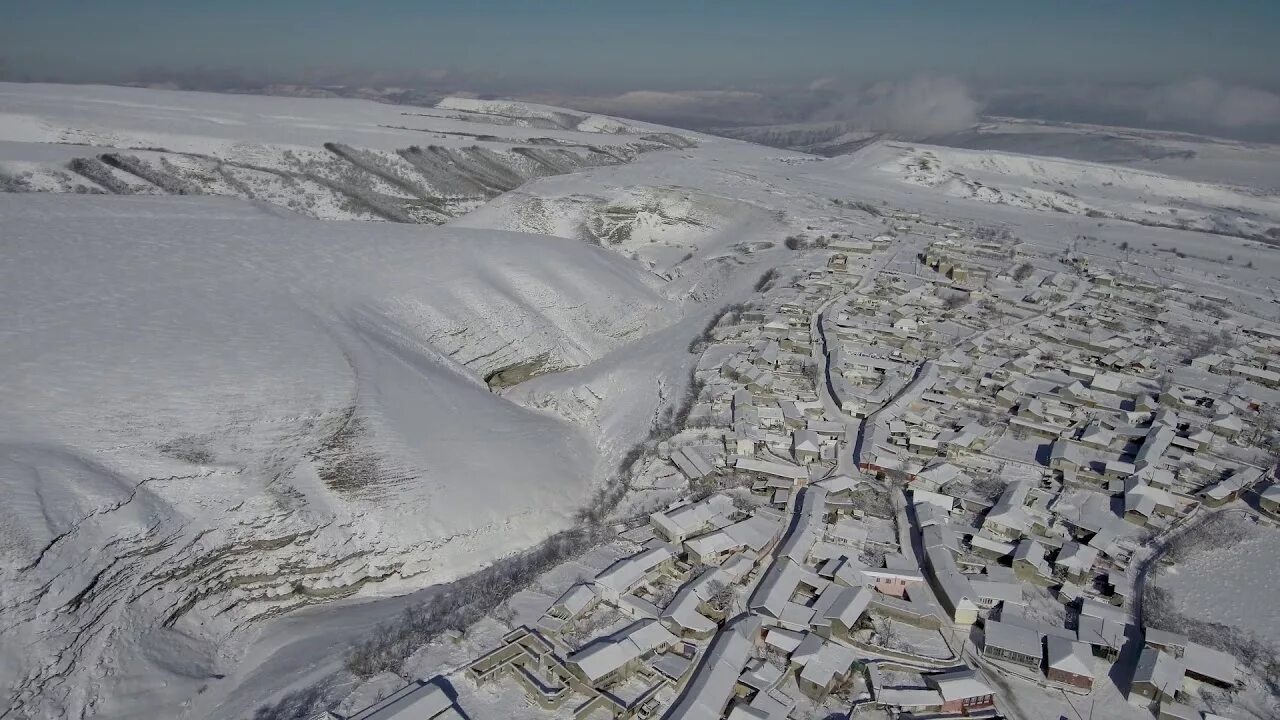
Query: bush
346,524,605,677
68,157,136,194
1011,262,1034,282
754,269,780,293
688,303,746,354
851,200,882,216
100,153,201,195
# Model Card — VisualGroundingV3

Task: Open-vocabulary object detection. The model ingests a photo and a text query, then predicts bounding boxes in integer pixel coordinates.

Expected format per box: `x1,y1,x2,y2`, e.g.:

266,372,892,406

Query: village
332,212,1280,720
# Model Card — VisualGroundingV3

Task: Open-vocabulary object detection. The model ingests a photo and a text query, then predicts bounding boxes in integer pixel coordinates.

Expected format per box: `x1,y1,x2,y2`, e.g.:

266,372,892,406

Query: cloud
814,75,983,137
985,77,1280,142
1145,77,1280,129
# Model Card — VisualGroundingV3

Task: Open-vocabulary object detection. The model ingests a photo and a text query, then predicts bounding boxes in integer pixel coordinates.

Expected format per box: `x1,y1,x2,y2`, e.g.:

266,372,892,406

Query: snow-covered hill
0,83,697,222
856,141,1280,244
0,193,671,719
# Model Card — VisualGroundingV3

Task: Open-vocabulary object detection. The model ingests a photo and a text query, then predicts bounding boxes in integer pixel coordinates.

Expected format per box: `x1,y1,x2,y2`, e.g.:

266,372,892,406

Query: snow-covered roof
925,668,993,701
346,680,454,720
662,582,717,636
567,619,676,683
664,617,760,720
551,583,597,617
733,457,808,481
823,586,874,629
970,579,1022,604
593,546,674,596
983,620,1042,658
1046,636,1095,678
1055,541,1099,573
1132,647,1184,697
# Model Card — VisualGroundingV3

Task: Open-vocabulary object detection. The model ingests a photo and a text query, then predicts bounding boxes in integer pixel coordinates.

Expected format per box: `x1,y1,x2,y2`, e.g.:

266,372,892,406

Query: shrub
346,524,605,677
68,157,136,194
754,269,780,293
100,153,201,195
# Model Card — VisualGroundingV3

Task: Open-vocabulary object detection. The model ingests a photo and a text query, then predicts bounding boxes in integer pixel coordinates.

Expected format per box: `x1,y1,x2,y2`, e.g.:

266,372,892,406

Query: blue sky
3,0,1277,89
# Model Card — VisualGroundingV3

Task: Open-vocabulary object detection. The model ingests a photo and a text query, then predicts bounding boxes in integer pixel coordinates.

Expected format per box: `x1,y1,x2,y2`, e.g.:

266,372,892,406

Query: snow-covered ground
2,82,1280,720
1156,516,1280,652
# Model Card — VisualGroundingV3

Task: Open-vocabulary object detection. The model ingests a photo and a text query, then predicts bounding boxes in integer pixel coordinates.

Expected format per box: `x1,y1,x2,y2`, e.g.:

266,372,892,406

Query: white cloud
1145,77,1280,129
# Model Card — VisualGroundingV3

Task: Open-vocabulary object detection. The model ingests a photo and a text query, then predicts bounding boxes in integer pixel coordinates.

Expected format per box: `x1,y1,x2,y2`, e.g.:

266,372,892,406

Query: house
1129,647,1185,709
733,457,810,486
1054,541,1099,583
1012,538,1051,580
1124,482,1176,526
1146,632,1241,690
565,620,676,686
1182,641,1237,689
1049,439,1088,474
1210,413,1243,440
792,430,822,465
982,620,1042,670
651,495,735,544
1046,636,1095,690
670,446,717,482
1076,599,1127,660
660,573,720,640
1200,467,1262,508
344,679,461,720
983,481,1032,540
1134,425,1176,470
543,583,599,632
1260,483,1280,516
1076,615,1126,661
925,669,996,714
969,579,1022,611
664,617,760,720
593,547,676,602
794,637,859,700
922,525,979,625
822,585,874,638
684,512,781,566
862,556,923,599
911,487,957,513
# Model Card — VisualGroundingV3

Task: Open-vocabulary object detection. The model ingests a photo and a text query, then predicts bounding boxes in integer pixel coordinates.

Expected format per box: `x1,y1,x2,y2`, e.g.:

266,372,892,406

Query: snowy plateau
1,83,1279,720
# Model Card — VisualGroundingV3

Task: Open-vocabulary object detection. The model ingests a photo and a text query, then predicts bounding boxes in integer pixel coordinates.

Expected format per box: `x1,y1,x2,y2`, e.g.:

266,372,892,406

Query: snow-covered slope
0,193,669,719
857,141,1280,243
0,83,697,222
931,117,1280,192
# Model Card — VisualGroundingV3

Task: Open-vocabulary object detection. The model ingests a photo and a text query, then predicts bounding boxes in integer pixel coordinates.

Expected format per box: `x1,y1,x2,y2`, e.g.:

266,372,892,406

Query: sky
3,1,1279,138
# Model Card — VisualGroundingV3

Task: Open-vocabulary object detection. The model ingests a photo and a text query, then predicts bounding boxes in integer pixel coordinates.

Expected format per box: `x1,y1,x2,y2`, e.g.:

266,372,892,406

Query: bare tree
1011,262,1034,282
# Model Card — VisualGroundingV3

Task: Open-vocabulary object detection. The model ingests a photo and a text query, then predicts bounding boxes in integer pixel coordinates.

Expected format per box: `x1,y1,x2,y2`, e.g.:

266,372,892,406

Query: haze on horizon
4,0,1280,141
